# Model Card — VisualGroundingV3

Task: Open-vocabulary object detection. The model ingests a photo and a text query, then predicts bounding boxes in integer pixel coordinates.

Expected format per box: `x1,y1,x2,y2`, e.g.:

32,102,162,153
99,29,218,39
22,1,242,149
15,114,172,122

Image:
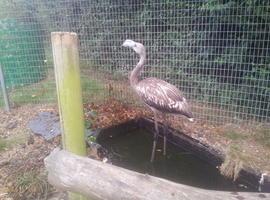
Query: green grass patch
81,75,107,103
7,134,27,147
220,144,244,181
10,81,57,104
254,126,270,148
9,170,51,200
0,73,106,108
225,130,247,141
0,134,27,152
0,94,3,107
0,138,7,151
81,76,104,91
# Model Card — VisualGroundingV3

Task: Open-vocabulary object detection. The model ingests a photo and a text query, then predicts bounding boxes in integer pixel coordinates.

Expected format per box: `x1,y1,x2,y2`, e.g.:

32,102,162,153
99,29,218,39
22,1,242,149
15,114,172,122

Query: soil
0,98,269,199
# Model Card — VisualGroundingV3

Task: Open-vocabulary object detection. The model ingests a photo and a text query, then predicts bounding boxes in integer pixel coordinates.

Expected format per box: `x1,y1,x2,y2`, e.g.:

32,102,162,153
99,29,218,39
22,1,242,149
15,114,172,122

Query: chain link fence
0,0,269,124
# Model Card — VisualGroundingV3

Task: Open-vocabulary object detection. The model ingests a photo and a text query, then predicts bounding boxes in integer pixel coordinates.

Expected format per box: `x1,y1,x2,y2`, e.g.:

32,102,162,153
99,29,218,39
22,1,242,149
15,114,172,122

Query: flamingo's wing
135,78,193,118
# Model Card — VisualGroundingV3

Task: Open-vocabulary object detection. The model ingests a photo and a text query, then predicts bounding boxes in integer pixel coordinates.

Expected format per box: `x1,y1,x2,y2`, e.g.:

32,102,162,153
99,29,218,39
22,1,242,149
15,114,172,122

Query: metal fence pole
0,65,10,112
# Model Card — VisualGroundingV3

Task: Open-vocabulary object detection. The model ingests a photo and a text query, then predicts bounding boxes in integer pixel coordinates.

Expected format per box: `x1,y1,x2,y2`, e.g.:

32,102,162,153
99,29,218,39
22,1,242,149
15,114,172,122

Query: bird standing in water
122,39,194,162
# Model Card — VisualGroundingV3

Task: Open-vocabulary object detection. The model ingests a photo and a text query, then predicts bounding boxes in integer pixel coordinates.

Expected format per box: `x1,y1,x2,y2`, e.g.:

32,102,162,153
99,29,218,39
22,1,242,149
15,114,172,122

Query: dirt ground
0,99,148,200
0,99,269,199
0,104,59,200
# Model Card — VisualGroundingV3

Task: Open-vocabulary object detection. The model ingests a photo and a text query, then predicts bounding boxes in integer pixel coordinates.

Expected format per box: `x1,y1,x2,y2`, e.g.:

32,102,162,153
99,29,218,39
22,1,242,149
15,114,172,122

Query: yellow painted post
51,32,87,200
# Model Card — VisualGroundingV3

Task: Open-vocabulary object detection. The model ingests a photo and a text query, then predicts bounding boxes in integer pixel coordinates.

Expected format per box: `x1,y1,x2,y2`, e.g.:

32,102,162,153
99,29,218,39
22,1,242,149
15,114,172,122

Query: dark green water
98,129,252,192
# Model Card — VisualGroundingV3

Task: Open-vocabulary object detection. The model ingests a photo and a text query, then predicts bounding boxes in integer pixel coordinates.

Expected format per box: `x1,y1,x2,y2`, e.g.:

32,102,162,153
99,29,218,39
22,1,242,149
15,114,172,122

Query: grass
218,123,270,179
222,124,270,149
0,134,27,152
0,138,7,151
225,130,247,141
253,126,270,148
7,134,27,146
220,149,243,181
81,75,106,103
0,71,106,107
8,170,51,200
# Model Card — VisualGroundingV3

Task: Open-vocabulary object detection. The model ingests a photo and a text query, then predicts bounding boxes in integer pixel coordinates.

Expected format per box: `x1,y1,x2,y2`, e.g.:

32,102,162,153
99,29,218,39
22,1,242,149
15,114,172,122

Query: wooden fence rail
44,149,269,200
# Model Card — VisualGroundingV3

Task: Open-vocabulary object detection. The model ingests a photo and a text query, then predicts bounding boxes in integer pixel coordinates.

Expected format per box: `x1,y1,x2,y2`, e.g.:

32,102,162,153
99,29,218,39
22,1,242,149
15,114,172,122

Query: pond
98,128,256,192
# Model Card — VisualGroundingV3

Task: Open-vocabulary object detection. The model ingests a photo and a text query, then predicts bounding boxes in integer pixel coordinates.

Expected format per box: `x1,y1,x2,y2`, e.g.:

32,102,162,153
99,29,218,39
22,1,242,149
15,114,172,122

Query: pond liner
96,117,270,192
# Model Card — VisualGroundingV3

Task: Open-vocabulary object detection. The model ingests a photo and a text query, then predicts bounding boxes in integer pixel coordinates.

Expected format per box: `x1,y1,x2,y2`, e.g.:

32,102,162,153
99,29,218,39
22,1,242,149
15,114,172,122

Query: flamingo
122,39,194,162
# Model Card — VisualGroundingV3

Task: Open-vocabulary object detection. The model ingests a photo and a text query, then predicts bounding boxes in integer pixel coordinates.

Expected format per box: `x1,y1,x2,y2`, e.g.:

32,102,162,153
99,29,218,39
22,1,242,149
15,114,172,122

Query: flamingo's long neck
130,53,146,86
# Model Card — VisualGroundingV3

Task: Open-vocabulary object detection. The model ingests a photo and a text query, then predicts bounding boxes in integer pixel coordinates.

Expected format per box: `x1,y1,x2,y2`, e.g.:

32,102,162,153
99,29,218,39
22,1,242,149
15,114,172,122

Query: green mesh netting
0,19,46,87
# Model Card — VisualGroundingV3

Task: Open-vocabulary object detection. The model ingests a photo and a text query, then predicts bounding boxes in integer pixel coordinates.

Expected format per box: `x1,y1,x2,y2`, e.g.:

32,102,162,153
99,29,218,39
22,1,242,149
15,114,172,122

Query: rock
0,160,9,167
5,121,17,130
85,129,111,162
27,134,34,145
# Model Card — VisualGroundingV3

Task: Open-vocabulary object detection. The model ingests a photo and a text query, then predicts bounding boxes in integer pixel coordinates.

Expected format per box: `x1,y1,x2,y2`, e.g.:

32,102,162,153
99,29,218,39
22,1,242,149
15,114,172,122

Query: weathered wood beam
44,149,269,200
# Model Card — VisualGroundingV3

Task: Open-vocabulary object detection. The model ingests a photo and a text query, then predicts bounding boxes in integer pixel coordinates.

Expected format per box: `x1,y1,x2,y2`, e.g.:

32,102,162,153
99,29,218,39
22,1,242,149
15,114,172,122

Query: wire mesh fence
0,0,269,124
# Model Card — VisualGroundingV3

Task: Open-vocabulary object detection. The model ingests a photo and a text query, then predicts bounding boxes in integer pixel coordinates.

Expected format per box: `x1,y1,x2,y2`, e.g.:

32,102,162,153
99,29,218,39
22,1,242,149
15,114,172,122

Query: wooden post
0,64,10,112
51,32,87,200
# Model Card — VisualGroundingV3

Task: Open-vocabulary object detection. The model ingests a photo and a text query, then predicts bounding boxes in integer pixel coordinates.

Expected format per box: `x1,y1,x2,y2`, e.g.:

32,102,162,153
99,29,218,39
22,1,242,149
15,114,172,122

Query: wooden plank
44,149,269,200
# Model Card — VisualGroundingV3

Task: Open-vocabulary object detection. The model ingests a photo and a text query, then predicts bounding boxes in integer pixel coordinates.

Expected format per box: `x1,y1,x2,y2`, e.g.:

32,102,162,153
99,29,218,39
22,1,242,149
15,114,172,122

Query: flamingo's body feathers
134,77,193,119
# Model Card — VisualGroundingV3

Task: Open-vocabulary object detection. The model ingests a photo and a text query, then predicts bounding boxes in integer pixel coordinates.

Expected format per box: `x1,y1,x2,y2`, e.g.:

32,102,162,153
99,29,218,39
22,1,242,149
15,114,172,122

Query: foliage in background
0,0,269,121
